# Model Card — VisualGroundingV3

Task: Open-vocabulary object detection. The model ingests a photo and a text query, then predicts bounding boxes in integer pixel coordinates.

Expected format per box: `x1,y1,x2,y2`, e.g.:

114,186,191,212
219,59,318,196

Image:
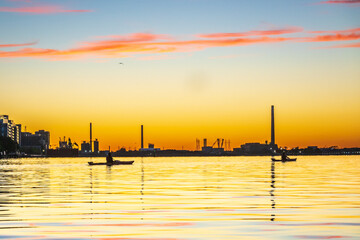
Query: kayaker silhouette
106,152,114,164
281,151,288,161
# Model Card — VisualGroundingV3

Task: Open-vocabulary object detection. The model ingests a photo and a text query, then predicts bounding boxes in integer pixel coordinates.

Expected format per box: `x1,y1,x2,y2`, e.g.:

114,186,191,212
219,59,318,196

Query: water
0,156,359,240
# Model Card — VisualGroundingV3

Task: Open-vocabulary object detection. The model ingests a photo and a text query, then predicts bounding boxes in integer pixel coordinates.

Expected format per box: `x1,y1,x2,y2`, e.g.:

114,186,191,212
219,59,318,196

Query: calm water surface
0,156,359,240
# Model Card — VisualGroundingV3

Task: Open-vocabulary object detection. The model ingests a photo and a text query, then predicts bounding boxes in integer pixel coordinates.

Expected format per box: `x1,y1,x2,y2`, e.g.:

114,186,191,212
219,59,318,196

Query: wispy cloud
7,0,33,2
198,26,303,38
0,5,92,14
0,0,93,14
308,27,360,34
304,27,360,42
0,41,37,48
0,31,294,60
0,26,359,60
318,0,360,5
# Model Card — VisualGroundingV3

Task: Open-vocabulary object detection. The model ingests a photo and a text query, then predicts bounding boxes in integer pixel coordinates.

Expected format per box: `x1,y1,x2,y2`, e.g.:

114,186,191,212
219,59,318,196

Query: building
140,143,160,152
270,105,278,150
21,130,50,154
81,141,91,153
201,138,225,155
93,139,99,154
0,115,21,145
47,137,78,157
201,146,224,155
35,130,50,149
234,142,273,155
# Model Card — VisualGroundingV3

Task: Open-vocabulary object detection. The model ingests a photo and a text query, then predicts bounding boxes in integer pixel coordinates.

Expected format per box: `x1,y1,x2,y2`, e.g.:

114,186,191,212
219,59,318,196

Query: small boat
271,158,297,162
88,160,134,166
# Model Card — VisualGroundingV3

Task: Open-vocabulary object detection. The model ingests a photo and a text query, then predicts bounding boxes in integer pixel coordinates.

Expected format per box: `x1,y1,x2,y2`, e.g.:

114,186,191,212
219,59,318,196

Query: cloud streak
0,41,37,48
318,0,360,5
320,0,360,4
0,27,359,60
198,26,303,38
0,5,92,14
0,1,92,14
304,27,360,42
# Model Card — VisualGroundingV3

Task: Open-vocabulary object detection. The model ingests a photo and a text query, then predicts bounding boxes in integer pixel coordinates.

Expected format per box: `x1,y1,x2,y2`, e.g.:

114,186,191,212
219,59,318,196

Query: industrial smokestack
271,105,275,146
141,125,144,149
203,138,207,147
90,122,92,152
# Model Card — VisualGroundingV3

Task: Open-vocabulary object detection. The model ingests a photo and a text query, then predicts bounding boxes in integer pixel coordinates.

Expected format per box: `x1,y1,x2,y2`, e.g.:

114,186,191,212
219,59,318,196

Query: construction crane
211,138,223,148
211,139,217,148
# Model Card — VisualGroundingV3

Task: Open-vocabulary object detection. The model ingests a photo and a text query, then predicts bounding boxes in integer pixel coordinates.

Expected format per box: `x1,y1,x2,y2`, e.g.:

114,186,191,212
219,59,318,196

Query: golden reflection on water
0,156,360,239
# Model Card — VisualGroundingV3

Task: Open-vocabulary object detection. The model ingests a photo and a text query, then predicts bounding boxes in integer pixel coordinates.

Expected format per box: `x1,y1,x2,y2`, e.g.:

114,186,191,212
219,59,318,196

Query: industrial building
21,130,50,154
233,105,278,155
93,138,99,154
138,125,160,152
233,142,273,155
47,136,78,157
81,141,91,153
201,138,226,155
140,143,161,152
80,123,101,155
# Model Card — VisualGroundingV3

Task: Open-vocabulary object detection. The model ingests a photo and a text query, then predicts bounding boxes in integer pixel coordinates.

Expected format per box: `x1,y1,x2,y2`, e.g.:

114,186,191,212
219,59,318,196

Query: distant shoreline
1,152,359,159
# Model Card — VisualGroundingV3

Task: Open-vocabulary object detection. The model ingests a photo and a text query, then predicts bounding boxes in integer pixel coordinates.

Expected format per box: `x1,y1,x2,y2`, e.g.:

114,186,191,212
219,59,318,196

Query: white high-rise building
0,115,21,145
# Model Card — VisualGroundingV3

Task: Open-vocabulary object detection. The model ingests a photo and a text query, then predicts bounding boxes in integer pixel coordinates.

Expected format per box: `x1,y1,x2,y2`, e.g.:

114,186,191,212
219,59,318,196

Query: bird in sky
119,62,124,65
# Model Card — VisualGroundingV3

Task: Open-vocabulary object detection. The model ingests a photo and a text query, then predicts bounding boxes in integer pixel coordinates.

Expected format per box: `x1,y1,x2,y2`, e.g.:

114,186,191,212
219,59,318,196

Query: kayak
271,158,296,162
88,160,134,166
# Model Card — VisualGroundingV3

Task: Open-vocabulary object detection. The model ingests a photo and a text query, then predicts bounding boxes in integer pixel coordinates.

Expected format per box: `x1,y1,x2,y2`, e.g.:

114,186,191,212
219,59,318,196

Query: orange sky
1,0,359,150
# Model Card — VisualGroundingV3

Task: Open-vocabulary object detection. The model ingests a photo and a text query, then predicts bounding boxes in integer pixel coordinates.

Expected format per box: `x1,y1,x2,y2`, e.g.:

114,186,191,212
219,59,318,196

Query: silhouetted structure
0,136,19,156
94,138,99,154
21,130,50,154
35,130,50,149
271,105,275,147
141,125,144,149
201,138,225,155
81,141,91,153
90,122,92,153
233,142,272,155
140,143,160,152
47,136,78,157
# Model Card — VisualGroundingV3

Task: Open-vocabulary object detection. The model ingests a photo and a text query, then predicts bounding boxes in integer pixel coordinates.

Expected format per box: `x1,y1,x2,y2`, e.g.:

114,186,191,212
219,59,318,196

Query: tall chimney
90,122,92,152
203,138,207,147
271,105,275,146
141,125,144,149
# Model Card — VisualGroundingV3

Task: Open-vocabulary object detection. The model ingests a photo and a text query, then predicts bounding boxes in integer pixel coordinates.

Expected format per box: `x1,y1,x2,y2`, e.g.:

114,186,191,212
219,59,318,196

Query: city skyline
2,105,359,151
1,0,359,150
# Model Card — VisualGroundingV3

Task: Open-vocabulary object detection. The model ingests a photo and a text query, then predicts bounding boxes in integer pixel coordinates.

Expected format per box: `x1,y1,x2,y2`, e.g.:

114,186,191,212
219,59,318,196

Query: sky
0,0,359,150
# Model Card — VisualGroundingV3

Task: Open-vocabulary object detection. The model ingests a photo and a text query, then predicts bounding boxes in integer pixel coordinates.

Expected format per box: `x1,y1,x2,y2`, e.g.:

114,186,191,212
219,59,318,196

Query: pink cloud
0,32,293,60
198,26,303,38
0,41,37,48
0,5,92,14
303,28,360,42
0,26,359,60
309,27,360,34
7,0,32,2
307,33,360,41
320,0,360,4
